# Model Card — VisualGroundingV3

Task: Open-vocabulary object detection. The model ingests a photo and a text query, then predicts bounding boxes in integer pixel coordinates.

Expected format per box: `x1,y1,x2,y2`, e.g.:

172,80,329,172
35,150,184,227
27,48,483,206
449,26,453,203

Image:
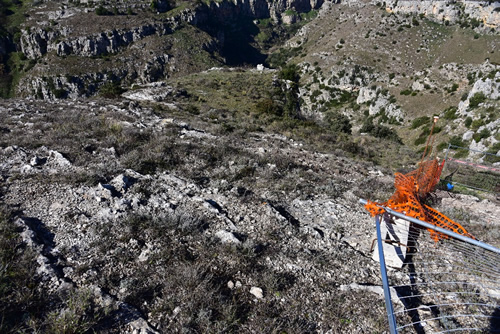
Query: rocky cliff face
20,10,198,59
385,0,500,30
207,0,323,22
14,0,324,100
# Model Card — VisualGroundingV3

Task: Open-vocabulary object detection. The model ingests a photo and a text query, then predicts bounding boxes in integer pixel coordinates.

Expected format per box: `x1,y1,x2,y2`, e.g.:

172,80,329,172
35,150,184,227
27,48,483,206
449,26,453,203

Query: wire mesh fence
362,200,500,334
442,144,500,195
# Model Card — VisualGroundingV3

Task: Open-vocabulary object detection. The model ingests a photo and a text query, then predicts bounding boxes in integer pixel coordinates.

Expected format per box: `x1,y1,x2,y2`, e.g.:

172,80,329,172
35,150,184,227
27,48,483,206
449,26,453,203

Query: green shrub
95,5,111,15
453,148,469,159
471,119,485,130
400,89,412,96
419,126,430,137
361,117,401,143
256,98,282,116
443,106,458,120
464,117,472,128
325,111,352,135
448,83,459,93
467,73,475,85
449,135,466,148
311,90,322,99
414,136,426,145
470,18,481,28
185,104,200,115
53,88,66,99
410,116,430,129
437,142,449,151
360,117,375,133
279,64,300,82
150,0,158,11
472,128,490,142
278,64,301,119
469,92,486,109
99,81,125,98
46,289,104,334
0,210,70,332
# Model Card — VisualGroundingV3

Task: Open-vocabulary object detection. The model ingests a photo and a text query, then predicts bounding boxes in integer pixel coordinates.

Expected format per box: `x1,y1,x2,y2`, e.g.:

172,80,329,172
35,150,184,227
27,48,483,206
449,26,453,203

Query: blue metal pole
375,214,398,334
359,199,500,254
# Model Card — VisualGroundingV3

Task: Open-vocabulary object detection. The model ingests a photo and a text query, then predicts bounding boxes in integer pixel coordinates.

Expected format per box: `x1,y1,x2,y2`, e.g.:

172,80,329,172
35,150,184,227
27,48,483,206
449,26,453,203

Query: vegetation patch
410,116,431,129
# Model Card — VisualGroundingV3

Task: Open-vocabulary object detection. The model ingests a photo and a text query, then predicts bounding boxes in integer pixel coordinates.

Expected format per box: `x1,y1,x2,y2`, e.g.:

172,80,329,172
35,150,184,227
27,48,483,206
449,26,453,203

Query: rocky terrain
0,97,393,332
0,0,499,333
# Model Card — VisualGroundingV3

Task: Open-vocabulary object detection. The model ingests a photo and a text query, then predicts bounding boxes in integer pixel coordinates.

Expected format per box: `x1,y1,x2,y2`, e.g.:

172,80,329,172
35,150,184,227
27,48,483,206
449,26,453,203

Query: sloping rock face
385,0,500,29
207,0,324,22
20,14,197,59
0,97,394,332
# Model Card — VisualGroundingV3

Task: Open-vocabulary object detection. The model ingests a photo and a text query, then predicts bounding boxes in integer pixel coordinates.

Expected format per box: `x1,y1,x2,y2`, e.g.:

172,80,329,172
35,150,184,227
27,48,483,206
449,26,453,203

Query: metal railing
442,144,500,194
360,199,500,334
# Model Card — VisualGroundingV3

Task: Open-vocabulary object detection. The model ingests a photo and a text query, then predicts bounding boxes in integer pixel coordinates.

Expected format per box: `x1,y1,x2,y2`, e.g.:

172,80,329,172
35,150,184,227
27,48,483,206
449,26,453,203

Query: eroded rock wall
384,0,500,29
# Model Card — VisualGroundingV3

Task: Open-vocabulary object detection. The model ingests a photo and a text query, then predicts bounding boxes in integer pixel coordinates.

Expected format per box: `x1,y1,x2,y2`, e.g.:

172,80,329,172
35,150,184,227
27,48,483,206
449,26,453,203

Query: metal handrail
360,198,500,334
359,199,500,254
375,214,398,334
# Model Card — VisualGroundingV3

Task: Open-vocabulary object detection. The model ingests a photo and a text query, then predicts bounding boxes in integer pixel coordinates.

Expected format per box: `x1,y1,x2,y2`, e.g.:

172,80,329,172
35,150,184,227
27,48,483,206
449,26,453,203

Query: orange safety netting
365,159,474,242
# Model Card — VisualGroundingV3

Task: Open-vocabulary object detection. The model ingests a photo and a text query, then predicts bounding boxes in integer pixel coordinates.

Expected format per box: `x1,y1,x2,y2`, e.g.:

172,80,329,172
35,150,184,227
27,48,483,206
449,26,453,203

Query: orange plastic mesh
405,159,445,198
365,159,474,242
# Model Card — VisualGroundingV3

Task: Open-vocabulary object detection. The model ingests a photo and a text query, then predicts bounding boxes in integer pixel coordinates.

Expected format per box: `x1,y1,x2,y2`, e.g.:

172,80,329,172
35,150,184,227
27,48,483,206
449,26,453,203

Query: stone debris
250,286,264,299
215,230,241,244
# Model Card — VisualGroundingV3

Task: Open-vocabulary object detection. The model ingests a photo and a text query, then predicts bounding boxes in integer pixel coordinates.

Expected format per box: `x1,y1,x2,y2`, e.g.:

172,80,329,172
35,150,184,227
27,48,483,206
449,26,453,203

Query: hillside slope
0,0,499,332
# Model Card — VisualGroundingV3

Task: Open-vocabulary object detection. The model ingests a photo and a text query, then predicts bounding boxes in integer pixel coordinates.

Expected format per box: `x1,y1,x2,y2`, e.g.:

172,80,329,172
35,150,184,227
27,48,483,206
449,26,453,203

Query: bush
443,106,458,120
95,5,111,15
325,111,352,135
410,116,430,129
99,81,125,98
360,117,375,133
278,64,301,119
279,64,300,82
437,142,449,151
472,128,490,142
471,119,485,130
448,83,459,93
150,0,158,11
469,92,486,109
449,135,466,148
361,117,401,143
464,117,472,128
448,135,469,158
53,88,66,99
414,136,426,146
256,98,282,116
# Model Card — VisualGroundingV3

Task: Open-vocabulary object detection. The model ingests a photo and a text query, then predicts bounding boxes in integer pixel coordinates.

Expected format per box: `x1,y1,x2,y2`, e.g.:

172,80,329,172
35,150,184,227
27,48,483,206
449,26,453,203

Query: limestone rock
215,230,241,244
250,286,264,299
